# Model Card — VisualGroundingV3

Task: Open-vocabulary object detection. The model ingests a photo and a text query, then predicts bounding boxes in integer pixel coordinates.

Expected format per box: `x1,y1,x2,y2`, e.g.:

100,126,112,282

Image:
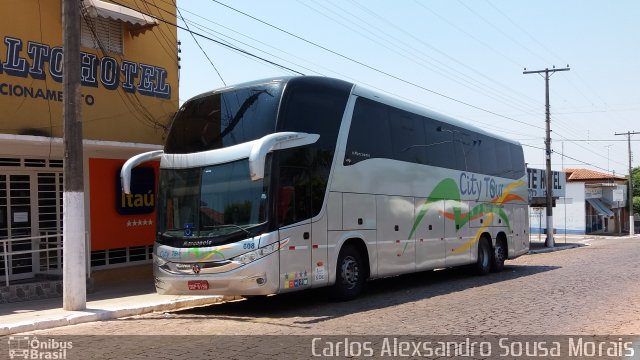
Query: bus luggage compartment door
414,198,446,271
376,195,416,277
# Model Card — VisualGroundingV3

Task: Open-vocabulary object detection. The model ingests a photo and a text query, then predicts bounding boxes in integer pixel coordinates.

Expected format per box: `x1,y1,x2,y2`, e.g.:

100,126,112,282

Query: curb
528,243,582,254
0,295,240,336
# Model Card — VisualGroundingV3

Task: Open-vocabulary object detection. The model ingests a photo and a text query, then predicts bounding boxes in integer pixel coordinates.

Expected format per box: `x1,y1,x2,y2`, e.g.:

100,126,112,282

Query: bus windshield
164,82,283,154
157,158,270,245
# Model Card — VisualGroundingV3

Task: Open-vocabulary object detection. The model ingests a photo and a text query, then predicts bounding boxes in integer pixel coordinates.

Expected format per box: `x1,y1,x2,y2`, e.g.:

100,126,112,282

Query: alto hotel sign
527,168,566,206
0,36,171,106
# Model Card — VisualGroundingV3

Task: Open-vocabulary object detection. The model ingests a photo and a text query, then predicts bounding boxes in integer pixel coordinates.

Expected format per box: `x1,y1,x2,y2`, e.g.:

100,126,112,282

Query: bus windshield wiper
202,224,252,236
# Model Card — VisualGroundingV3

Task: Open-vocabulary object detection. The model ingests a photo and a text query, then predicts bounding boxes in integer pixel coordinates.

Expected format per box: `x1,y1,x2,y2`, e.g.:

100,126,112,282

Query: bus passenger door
277,166,312,292
414,199,446,270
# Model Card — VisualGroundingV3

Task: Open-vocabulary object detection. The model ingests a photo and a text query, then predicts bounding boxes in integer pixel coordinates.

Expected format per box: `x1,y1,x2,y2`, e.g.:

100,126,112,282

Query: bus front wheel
332,244,365,301
475,237,491,275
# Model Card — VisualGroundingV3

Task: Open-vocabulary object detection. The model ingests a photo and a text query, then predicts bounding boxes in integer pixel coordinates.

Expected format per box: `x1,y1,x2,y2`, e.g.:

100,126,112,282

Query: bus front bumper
153,252,280,296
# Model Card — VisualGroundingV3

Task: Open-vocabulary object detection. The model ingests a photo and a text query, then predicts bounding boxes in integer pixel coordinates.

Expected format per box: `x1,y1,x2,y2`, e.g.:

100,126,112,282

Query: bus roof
185,76,520,147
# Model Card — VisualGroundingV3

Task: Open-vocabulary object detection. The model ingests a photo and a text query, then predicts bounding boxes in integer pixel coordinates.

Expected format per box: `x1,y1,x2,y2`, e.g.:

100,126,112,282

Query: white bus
122,76,529,300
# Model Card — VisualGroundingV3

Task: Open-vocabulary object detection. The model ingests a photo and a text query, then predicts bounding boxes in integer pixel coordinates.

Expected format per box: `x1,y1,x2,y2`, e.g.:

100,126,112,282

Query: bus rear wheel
491,239,507,272
332,244,365,301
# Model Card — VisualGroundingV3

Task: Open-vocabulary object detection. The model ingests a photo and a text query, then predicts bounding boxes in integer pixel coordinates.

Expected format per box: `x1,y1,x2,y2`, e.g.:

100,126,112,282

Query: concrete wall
601,184,627,208
530,182,586,234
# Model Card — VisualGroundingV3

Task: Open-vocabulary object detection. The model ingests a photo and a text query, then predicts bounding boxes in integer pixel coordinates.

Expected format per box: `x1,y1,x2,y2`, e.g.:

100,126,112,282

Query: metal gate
0,170,63,283
0,173,36,281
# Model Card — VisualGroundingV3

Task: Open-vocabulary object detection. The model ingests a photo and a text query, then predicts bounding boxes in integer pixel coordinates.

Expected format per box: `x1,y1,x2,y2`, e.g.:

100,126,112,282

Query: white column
546,216,554,247
63,191,86,310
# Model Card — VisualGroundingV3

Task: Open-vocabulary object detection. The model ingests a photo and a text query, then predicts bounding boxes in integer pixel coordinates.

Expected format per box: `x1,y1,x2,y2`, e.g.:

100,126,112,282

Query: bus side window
424,119,454,169
389,109,426,164
278,166,311,226
344,97,392,165
278,186,295,224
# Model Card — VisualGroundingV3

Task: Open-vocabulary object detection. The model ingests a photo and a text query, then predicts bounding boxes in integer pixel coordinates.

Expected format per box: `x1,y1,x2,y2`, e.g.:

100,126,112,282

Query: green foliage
633,167,640,197
633,196,640,215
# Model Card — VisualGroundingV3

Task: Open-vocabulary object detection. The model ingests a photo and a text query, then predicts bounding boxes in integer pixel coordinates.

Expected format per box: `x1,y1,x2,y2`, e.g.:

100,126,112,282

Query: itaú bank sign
0,36,171,102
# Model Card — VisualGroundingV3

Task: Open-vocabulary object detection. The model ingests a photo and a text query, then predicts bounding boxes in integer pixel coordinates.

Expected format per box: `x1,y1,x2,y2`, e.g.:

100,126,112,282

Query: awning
82,0,158,31
586,198,614,217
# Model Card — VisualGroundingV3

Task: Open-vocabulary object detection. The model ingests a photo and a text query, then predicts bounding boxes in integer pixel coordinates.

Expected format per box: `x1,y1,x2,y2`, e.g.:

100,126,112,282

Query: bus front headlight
231,241,281,265
154,254,168,267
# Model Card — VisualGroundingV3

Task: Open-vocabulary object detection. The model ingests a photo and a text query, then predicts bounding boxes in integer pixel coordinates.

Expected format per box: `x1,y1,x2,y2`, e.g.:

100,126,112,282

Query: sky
173,0,640,176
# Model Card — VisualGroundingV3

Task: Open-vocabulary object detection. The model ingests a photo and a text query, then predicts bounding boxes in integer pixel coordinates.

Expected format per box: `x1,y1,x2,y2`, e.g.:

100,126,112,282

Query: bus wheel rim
341,256,359,289
496,245,505,263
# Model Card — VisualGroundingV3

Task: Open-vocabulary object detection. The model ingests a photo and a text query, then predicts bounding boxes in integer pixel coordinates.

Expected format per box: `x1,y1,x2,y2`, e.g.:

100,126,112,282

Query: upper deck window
164,83,283,154
345,97,525,179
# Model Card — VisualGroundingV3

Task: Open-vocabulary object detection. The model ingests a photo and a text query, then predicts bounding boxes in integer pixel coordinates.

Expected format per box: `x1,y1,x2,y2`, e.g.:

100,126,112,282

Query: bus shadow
160,264,559,324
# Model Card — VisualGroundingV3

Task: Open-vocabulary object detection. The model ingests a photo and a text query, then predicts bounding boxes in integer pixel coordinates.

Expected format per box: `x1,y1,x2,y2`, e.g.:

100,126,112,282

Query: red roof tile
563,168,626,181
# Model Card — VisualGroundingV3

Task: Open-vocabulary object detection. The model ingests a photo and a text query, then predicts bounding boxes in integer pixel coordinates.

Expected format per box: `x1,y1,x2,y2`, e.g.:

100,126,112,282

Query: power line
553,139,640,142
174,1,226,86
414,1,522,68
484,0,565,64
176,5,538,138
80,10,166,131
162,1,508,122
438,1,606,137
113,0,544,130
184,21,317,77
205,0,544,130
309,0,547,116
128,0,178,63
458,0,549,65
349,0,546,112
522,143,610,173
109,0,305,75
476,0,599,108
135,0,313,79
115,0,621,174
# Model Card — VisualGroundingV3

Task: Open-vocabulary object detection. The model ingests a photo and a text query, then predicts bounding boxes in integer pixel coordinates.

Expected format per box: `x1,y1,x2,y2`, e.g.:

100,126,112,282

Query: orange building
0,0,177,288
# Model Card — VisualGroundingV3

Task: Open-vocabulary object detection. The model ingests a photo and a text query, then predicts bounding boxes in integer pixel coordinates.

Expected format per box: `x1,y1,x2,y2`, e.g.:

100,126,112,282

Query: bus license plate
187,280,209,290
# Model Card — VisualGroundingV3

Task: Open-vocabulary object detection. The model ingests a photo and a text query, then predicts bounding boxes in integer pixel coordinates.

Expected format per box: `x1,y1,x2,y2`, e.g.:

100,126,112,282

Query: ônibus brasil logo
8,336,72,359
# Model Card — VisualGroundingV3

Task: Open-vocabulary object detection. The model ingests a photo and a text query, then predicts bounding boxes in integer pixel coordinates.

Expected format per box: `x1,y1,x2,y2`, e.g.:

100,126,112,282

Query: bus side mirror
248,132,319,180
120,150,164,193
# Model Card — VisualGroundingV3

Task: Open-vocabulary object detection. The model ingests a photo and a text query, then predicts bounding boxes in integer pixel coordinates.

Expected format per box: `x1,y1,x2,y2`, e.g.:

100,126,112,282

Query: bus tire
475,237,491,275
332,244,365,301
491,239,507,272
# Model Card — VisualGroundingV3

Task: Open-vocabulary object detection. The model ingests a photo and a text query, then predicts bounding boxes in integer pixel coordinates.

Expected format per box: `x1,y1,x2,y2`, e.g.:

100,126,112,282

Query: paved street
26,237,640,336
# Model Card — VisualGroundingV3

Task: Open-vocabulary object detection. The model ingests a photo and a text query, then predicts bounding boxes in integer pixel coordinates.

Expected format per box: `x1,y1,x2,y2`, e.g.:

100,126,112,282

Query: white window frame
81,16,124,55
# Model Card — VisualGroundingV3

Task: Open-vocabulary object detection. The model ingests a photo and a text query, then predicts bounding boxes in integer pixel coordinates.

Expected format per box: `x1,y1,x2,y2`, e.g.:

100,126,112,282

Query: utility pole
615,131,639,236
63,0,86,310
524,66,570,247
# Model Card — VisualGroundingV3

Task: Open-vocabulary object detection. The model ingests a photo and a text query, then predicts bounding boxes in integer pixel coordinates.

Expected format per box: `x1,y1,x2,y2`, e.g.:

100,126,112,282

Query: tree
632,167,640,215
633,166,640,197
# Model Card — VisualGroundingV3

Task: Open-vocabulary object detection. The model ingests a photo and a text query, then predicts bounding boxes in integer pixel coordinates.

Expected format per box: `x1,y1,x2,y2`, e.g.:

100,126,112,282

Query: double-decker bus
121,76,529,300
